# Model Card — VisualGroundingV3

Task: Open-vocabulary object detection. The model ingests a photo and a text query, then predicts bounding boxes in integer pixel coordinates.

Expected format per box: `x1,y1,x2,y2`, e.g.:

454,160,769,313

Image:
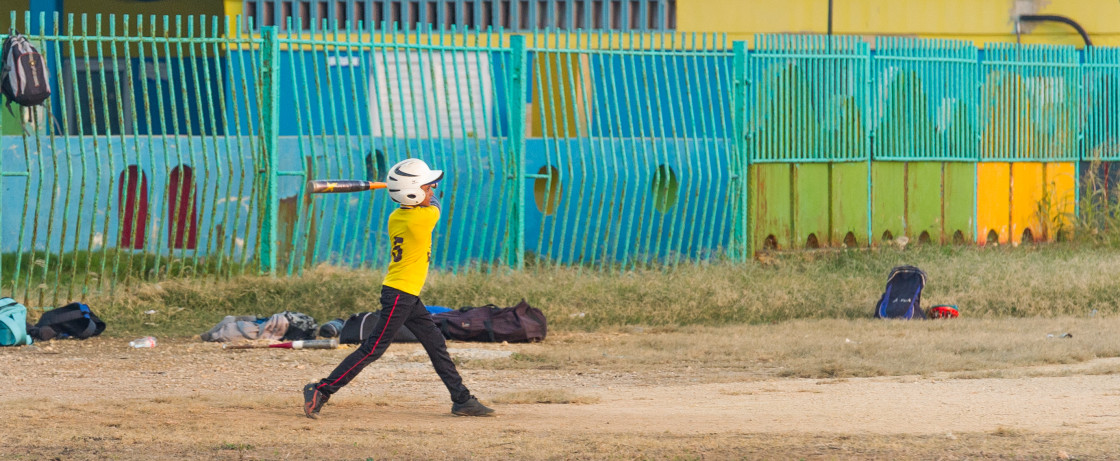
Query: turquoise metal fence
979,43,1081,162
273,20,520,274
6,10,1120,306
522,31,735,269
749,34,870,163
872,37,979,162
1083,47,1120,162
1,12,265,307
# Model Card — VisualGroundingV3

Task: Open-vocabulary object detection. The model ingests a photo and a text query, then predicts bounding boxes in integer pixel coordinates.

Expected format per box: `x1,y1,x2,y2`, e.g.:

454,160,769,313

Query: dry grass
476,317,1120,379
42,243,1120,340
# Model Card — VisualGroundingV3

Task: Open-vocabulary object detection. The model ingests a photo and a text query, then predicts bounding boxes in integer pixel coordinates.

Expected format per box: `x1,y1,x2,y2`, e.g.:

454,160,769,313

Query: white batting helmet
386,158,443,206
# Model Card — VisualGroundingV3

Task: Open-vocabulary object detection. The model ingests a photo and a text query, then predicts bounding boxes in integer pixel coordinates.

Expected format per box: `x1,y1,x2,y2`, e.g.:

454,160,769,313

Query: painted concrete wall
677,0,1120,48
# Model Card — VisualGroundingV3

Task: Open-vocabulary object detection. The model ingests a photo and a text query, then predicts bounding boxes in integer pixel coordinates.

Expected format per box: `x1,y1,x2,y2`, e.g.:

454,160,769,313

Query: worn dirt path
2,337,1120,459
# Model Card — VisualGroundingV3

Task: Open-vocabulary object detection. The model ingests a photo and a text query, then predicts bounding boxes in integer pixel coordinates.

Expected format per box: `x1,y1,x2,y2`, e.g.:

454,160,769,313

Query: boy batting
302,159,495,418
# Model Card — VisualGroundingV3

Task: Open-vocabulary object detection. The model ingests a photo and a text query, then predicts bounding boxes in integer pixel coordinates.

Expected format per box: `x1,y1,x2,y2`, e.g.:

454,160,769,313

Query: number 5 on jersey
392,236,403,262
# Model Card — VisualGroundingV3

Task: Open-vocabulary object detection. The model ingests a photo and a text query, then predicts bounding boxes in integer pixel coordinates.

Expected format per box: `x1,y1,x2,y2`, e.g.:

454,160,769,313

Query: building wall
677,0,1120,47
62,0,226,22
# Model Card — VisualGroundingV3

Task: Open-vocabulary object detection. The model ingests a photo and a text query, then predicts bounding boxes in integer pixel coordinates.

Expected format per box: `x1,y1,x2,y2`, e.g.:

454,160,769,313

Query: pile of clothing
200,311,317,342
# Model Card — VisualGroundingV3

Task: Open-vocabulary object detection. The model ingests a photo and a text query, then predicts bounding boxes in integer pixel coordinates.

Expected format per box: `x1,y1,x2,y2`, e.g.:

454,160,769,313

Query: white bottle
129,336,157,348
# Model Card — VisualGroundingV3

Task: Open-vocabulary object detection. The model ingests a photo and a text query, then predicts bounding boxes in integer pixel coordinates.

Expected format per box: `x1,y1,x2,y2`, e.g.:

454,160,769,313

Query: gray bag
200,314,289,342
1,29,51,113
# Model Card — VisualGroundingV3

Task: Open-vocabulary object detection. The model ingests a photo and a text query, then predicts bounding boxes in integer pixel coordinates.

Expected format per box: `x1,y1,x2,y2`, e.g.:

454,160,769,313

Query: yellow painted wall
1009,162,1044,244
978,161,1074,245
1044,162,1077,240
677,0,1120,47
977,162,1010,244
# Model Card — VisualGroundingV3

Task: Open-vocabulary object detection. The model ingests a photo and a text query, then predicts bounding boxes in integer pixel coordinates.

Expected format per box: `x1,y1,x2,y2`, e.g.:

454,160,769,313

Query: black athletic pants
314,285,473,404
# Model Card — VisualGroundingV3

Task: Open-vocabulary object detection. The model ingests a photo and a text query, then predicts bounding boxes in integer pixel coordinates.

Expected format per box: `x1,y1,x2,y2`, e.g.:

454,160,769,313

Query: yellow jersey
381,204,440,296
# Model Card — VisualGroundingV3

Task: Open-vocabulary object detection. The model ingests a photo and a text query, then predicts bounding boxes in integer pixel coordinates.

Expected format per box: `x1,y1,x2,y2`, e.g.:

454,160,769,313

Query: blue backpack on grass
874,266,927,320
0,297,33,346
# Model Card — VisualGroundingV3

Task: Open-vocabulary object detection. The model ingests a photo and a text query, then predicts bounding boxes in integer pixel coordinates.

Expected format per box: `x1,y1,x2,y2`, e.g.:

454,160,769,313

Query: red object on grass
929,305,960,319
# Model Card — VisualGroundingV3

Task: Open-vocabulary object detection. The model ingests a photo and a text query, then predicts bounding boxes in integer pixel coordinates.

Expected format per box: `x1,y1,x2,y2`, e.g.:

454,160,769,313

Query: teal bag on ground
0,297,33,346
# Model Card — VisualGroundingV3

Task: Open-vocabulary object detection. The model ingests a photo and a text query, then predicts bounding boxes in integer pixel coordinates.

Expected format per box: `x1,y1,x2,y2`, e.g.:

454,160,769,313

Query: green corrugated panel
750,164,792,250
980,43,1080,162
906,162,943,243
871,162,906,244
750,34,869,163
944,162,976,243
793,163,829,248
830,162,869,248
872,37,978,161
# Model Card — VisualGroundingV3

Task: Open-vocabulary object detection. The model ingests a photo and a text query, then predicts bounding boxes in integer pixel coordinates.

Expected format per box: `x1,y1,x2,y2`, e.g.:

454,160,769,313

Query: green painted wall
751,163,792,250
793,163,830,248
871,162,906,243
907,162,943,243
944,162,976,242
830,162,869,247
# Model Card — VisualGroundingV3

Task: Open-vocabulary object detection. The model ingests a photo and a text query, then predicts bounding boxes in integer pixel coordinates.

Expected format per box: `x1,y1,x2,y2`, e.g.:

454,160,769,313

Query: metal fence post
507,34,528,269
259,26,280,276
731,40,751,261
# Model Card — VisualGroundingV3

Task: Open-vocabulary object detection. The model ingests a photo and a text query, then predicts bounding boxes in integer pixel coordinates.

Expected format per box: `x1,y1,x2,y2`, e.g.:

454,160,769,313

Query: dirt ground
3,336,1120,460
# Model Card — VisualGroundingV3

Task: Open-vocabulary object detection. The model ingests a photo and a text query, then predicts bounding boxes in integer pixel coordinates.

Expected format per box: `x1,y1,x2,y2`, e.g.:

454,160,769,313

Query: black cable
1018,14,1092,47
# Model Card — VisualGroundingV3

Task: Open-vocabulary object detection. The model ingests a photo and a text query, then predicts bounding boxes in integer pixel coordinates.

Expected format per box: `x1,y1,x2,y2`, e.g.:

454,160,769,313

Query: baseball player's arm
428,195,441,211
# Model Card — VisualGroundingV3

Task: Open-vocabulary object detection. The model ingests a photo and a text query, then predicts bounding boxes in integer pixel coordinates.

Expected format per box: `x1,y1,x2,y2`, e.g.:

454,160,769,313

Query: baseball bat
306,180,386,194
223,339,339,350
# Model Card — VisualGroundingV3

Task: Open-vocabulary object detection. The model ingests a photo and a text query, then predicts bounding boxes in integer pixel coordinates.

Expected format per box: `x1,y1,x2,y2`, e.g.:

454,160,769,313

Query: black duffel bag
28,302,106,340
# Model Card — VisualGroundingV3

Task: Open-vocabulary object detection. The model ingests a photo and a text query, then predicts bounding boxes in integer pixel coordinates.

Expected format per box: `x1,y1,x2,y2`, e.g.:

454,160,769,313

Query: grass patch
5,243,1120,338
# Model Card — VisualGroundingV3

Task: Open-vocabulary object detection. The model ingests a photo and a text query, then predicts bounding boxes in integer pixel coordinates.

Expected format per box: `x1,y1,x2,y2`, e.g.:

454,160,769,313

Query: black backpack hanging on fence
874,265,927,319
434,300,548,343
1,29,51,113
29,302,106,340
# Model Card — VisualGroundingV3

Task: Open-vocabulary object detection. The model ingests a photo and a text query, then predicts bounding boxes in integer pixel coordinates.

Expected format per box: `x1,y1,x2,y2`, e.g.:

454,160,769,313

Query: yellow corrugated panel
1044,162,1077,241
1010,162,1045,244
977,162,1009,245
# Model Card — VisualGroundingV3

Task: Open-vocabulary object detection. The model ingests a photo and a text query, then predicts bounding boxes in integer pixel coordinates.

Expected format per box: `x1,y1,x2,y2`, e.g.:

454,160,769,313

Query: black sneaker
451,398,495,417
302,383,329,419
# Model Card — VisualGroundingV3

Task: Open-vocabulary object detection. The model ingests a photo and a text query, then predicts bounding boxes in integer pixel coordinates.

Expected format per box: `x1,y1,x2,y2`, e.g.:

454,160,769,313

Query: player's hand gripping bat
222,339,339,350
306,180,386,194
